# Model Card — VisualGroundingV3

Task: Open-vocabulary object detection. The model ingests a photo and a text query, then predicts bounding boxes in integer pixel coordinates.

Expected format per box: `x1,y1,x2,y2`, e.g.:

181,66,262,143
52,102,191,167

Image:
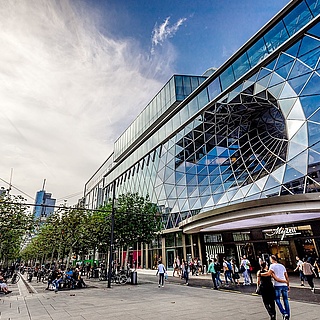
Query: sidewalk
1,270,319,320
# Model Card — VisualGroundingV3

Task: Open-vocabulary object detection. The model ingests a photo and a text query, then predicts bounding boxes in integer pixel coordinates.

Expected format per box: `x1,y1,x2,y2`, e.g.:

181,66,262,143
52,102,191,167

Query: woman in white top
156,260,166,288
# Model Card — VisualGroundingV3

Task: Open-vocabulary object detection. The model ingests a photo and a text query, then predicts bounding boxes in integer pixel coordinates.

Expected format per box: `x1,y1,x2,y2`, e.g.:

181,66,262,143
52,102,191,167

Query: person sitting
0,272,11,294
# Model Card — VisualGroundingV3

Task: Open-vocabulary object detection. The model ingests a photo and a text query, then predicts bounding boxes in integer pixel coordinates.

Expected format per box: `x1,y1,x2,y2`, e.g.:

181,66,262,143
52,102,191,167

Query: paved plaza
1,270,320,320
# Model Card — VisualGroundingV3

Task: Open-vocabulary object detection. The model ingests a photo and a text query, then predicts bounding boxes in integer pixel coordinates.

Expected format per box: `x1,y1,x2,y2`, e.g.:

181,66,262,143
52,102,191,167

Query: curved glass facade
85,0,320,231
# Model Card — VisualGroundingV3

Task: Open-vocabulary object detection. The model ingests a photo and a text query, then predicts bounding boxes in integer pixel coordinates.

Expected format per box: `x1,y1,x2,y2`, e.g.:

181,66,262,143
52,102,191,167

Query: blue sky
0,0,289,204
86,0,289,74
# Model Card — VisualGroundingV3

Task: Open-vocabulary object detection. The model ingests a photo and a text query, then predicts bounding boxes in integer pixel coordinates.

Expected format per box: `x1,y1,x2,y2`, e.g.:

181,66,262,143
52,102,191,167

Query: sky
0,0,289,206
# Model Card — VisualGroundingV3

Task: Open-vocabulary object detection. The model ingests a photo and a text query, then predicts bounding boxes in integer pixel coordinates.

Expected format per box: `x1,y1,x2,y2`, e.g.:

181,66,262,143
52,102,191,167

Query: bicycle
3,271,20,284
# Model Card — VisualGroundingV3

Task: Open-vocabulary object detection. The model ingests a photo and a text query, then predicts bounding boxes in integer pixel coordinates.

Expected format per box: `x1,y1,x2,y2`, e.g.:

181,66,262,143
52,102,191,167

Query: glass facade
85,0,320,232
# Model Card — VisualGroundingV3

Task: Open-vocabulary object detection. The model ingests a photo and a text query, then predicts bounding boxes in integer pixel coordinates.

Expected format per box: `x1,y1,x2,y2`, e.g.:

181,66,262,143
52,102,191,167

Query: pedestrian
156,260,166,288
261,255,290,320
223,257,233,285
183,259,189,286
302,257,317,293
257,261,277,320
293,256,305,286
214,258,223,287
173,256,181,277
232,259,240,285
207,259,218,290
240,255,251,285
313,258,319,278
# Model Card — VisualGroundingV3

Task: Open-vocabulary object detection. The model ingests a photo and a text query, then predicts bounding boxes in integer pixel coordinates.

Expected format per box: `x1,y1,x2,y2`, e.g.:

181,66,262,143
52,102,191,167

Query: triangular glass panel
240,183,253,198
255,175,268,191
285,39,301,58
287,140,307,161
191,198,202,210
279,82,298,99
288,72,312,95
283,165,304,184
168,187,178,199
257,68,271,80
299,46,320,70
298,34,320,57
217,193,229,205
300,72,320,96
265,59,277,71
265,175,280,190
288,60,312,79
287,150,308,175
269,72,285,87
286,119,305,139
188,197,198,208
275,61,294,79
231,189,244,201
257,74,272,88
290,122,308,147
268,82,285,98
308,109,320,123
254,83,266,95
307,23,320,38
308,121,320,146
180,199,190,212
275,53,295,70
308,148,320,165
300,94,320,118
279,98,297,118
247,183,261,196
213,193,224,204
287,99,306,120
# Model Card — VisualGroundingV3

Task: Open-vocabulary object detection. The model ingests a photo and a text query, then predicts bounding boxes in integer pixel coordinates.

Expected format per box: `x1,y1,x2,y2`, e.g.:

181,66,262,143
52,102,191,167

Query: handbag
164,273,168,281
240,265,246,273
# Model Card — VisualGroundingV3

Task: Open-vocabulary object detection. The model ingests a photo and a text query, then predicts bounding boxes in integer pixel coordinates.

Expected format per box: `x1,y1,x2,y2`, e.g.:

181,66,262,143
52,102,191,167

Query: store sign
266,227,301,241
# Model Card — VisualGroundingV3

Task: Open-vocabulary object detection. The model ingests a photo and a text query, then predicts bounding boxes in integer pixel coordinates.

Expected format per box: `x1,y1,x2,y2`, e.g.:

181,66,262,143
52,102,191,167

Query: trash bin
94,269,99,278
131,271,137,285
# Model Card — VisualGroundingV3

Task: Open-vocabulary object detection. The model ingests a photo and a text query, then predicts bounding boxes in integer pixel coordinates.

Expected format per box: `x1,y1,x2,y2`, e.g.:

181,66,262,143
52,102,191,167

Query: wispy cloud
151,17,186,52
0,0,176,204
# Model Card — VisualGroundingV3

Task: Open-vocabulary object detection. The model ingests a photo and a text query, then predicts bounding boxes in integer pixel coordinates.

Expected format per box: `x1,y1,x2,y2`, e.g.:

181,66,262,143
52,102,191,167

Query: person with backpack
207,259,218,290
223,257,233,285
240,255,251,285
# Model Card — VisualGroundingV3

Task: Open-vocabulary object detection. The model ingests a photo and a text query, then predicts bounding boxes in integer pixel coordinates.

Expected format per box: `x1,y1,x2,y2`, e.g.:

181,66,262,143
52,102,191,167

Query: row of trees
20,193,162,268
0,191,33,266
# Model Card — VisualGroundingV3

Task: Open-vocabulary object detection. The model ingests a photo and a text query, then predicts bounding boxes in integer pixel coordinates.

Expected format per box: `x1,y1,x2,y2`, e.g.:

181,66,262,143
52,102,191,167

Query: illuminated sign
266,227,301,240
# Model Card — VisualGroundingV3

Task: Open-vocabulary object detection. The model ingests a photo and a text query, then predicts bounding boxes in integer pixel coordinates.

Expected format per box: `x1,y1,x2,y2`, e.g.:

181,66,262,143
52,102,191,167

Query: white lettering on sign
266,227,301,241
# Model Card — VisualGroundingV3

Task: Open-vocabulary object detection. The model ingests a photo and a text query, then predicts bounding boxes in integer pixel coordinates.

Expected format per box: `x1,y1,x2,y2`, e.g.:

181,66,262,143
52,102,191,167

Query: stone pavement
0,270,319,320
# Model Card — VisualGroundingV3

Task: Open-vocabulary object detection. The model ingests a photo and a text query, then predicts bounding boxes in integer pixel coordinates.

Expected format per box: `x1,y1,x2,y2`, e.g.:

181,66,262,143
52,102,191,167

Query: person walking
257,261,276,320
261,255,290,320
293,256,305,286
240,255,251,285
207,259,218,290
183,259,189,286
232,259,240,285
156,260,166,288
302,257,317,293
223,257,233,285
214,258,223,287
173,256,181,277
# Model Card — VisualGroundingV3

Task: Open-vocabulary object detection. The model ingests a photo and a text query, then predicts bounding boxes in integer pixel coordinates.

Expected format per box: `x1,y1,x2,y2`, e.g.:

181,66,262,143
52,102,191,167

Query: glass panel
300,94,320,118
208,78,221,100
247,37,268,66
307,22,320,38
283,1,313,36
232,52,251,79
301,72,320,95
289,60,312,78
306,0,320,16
298,34,320,57
288,72,312,94
220,65,235,91
175,76,184,100
264,20,289,53
183,76,192,96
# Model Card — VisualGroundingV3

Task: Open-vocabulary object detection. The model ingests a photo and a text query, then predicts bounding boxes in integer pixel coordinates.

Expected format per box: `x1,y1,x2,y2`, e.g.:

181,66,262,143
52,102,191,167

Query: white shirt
158,263,166,274
270,263,287,286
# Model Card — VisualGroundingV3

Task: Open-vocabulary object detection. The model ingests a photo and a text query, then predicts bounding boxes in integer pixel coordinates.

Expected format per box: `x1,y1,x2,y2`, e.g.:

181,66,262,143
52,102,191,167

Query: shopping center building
84,0,320,270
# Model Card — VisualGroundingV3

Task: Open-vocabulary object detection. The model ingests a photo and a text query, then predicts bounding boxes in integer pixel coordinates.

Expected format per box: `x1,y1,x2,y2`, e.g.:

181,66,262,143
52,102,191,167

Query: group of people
0,271,12,294
46,267,87,293
293,255,318,291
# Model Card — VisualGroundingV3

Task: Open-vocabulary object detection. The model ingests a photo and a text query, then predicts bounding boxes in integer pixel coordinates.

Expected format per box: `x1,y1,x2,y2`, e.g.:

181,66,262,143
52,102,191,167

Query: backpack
214,262,221,272
227,262,232,271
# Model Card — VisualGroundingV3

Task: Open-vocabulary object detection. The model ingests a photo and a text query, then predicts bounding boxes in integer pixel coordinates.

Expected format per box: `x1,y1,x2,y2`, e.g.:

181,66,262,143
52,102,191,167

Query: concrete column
182,234,187,261
197,234,203,263
145,243,149,269
140,242,143,269
191,235,195,259
162,236,166,266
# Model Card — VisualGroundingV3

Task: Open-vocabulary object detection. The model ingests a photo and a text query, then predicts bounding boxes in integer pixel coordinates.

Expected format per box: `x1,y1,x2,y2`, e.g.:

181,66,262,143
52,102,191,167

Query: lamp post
107,180,116,288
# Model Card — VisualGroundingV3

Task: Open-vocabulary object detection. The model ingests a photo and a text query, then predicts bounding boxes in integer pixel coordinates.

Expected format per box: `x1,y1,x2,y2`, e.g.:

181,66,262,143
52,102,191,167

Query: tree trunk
124,245,129,270
66,247,73,269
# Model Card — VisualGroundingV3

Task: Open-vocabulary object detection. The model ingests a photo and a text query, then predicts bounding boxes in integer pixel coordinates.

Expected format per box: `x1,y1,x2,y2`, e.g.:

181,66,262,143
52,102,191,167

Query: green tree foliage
113,193,162,248
0,191,32,266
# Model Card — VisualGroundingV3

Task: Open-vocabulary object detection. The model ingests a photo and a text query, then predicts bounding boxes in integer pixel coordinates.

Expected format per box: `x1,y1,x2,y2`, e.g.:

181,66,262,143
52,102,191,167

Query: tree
112,192,162,266
0,191,32,266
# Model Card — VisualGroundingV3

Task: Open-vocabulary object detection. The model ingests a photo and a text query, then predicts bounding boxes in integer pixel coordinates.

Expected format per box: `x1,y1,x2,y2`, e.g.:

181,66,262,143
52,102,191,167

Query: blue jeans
216,271,222,286
274,286,290,317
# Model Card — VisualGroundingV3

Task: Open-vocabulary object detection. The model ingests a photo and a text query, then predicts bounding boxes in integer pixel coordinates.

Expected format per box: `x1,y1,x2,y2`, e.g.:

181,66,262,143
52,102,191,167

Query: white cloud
151,17,187,52
0,0,176,204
